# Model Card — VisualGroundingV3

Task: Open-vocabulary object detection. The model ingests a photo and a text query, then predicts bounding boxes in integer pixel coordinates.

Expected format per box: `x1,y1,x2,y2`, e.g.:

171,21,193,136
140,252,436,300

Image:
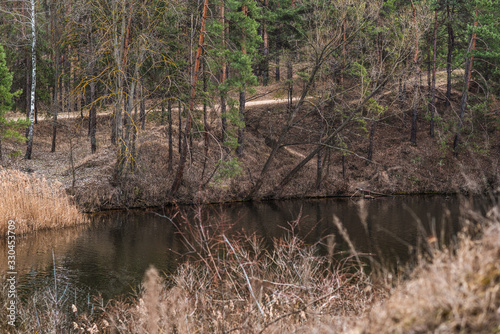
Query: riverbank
1,86,499,212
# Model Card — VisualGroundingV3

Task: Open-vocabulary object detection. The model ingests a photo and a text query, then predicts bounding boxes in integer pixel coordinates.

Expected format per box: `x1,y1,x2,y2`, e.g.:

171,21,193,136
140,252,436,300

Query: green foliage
227,98,246,129
469,142,490,155
408,174,420,185
207,0,262,155
0,45,20,114
8,149,23,158
366,97,387,116
265,0,305,51
224,0,262,92
411,156,423,165
215,157,243,181
337,137,348,156
349,62,368,79
464,0,500,85
0,44,26,143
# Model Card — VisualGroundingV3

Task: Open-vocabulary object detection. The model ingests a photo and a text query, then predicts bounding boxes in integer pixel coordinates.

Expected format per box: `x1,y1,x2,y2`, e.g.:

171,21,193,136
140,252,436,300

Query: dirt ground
2,75,499,212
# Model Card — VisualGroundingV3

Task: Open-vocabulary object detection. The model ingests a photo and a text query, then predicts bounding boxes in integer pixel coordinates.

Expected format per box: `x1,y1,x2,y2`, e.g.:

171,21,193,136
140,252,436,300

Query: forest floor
2,71,499,211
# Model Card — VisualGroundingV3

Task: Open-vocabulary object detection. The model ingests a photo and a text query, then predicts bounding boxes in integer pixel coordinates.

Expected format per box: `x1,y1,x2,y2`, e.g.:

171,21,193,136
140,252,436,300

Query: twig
333,215,364,274
152,212,175,223
355,188,394,197
257,287,341,334
223,234,266,321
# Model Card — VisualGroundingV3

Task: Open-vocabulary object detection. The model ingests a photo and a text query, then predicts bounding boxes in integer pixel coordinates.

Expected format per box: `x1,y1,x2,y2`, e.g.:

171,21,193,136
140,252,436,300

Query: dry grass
100,231,377,333
4,200,500,333
355,207,500,334
0,168,88,235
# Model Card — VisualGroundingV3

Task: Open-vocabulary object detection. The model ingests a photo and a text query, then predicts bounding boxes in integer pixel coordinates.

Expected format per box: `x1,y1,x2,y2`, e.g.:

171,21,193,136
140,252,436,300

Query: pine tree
454,0,500,153
226,0,261,157
0,44,24,159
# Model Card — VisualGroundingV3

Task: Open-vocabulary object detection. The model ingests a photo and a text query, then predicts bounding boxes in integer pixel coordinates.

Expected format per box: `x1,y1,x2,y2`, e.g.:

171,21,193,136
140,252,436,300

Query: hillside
1,75,499,212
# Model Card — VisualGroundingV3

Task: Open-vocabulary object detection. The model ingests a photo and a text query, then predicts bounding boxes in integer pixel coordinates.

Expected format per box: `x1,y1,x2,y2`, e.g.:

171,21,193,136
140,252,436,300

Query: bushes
100,231,376,333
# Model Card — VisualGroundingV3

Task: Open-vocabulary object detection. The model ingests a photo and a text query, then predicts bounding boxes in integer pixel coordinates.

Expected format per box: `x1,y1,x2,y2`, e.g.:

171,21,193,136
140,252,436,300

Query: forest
1,0,500,208
2,1,500,333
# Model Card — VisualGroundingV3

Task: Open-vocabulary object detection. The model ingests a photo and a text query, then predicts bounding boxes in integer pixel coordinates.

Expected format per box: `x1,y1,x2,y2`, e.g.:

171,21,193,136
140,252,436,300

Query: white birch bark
25,0,36,159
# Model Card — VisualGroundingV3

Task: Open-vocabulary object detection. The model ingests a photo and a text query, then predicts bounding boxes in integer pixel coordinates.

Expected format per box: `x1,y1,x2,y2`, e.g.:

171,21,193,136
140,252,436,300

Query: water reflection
1,196,463,302
214,196,460,267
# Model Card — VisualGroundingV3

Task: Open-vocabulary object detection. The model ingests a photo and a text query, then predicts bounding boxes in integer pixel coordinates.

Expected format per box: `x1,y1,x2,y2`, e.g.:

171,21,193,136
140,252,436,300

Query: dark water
2,196,465,305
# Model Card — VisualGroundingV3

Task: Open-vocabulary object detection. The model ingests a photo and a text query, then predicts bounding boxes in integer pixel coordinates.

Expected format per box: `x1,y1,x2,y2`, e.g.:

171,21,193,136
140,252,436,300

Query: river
1,195,466,307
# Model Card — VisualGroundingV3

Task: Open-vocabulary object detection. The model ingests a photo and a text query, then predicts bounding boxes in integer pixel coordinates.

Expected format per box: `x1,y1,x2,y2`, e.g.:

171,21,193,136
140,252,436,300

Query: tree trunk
236,5,248,156
410,4,419,146
67,45,73,113
131,93,138,163
453,9,478,154
25,0,36,160
90,80,97,153
51,104,58,153
445,3,454,107
287,55,293,113
403,61,408,103
121,49,144,172
140,86,145,130
375,12,382,87
453,61,472,154
178,100,182,154
60,53,65,124
427,32,431,96
113,7,132,151
201,58,209,180
76,55,81,117
115,76,125,173
170,0,209,195
236,90,245,157
341,19,346,86
262,0,269,86
367,120,375,163
220,0,227,145
51,40,59,153
410,68,419,145
111,108,117,145
275,34,280,82
161,98,165,125
167,98,173,171
429,7,438,138
316,149,322,190
25,51,30,138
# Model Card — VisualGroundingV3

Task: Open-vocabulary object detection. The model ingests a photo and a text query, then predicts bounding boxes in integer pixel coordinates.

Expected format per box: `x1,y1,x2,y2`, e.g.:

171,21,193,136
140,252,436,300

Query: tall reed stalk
0,168,87,235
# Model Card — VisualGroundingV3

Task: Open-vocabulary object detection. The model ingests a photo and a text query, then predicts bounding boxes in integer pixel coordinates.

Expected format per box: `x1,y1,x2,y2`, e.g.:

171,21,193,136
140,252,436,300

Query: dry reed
100,219,378,333
355,208,500,334
0,168,87,235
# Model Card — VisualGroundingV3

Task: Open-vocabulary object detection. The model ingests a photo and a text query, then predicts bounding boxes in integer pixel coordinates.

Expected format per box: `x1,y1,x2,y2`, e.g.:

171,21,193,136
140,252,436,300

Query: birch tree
24,0,36,159
0,0,38,159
